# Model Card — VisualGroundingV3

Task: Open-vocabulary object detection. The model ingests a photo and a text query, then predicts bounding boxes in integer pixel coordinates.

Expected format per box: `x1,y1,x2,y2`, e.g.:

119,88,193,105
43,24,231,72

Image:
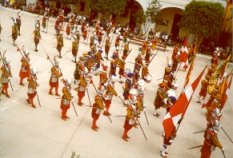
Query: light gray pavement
0,6,232,158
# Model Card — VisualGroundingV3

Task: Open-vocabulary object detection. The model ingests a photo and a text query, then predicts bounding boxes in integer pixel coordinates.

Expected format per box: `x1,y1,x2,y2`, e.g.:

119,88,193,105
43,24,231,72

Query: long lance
144,111,149,126
15,44,26,59
193,130,205,134
71,101,78,118
91,81,112,123
147,49,158,67
46,53,55,66
222,150,227,158
187,145,203,149
221,126,233,144
62,79,78,118
136,118,148,141
86,88,93,107
36,92,42,107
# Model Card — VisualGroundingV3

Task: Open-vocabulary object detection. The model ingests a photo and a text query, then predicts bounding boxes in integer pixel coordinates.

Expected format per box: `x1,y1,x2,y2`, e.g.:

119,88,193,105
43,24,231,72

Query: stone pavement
0,6,232,158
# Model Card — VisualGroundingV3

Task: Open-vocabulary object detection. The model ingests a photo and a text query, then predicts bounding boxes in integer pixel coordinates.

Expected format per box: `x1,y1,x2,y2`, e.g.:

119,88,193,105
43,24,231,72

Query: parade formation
0,6,232,158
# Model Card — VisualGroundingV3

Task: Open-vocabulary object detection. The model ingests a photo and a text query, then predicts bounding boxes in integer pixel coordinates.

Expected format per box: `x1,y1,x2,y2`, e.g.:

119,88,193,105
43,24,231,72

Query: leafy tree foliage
179,1,225,39
145,0,161,23
89,0,127,15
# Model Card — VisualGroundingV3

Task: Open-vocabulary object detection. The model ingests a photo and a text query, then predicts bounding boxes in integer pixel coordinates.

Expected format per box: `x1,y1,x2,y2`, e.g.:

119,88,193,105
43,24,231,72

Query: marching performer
115,34,121,49
73,58,84,87
122,41,130,60
91,95,104,131
82,26,88,44
71,36,79,63
41,13,49,33
26,68,39,108
11,18,18,46
60,79,73,120
49,57,62,96
109,57,118,78
200,121,224,158
122,104,137,141
118,57,126,82
123,73,133,100
103,82,118,116
197,75,210,103
134,53,143,73
19,49,30,86
16,12,21,36
1,57,12,98
141,65,149,81
77,71,88,106
153,82,168,117
34,24,41,52
35,16,40,31
57,32,64,58
66,21,71,40
104,35,111,60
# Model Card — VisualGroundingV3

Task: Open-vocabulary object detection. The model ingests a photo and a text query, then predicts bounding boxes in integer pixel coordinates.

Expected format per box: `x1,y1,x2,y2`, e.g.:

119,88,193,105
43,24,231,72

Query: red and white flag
163,66,207,139
221,74,232,109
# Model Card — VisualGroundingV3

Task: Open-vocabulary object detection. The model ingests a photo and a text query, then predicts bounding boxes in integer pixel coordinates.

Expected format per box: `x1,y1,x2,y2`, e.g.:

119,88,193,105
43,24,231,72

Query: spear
136,118,148,141
144,111,149,126
221,126,233,144
71,101,78,118
187,145,203,149
36,93,41,107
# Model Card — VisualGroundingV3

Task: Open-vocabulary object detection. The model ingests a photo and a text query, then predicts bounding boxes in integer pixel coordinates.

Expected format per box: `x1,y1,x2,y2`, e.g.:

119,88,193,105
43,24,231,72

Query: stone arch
156,7,183,40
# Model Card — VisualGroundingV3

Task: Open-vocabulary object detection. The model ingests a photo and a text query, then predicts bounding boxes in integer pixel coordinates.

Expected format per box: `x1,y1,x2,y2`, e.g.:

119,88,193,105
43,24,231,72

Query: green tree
140,0,161,36
89,0,127,16
179,1,225,47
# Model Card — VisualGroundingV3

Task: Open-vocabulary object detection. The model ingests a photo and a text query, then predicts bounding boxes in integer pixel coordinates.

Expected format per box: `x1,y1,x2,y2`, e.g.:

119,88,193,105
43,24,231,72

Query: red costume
19,56,30,85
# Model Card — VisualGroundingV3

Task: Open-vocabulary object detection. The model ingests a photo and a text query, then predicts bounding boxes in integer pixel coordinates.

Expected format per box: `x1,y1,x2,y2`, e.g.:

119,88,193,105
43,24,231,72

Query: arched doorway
156,7,183,40
114,0,144,32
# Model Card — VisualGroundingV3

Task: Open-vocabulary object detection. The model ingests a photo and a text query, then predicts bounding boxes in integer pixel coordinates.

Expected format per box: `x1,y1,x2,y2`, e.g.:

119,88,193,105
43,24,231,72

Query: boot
92,119,98,131
49,88,53,95
4,89,10,98
122,129,129,141
153,109,160,117
31,99,36,108
61,109,67,121
55,87,60,96
103,110,111,116
19,78,24,86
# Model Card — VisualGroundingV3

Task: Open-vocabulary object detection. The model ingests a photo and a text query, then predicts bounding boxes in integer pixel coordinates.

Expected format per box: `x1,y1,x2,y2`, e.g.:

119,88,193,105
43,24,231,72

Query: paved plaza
0,6,233,158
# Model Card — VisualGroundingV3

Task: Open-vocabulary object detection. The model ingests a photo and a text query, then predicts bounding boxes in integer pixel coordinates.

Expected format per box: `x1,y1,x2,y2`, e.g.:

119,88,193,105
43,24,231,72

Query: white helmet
31,67,37,75
3,57,9,65
23,48,30,56
212,120,221,131
138,79,145,87
83,67,88,75
65,78,71,86
212,108,222,117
